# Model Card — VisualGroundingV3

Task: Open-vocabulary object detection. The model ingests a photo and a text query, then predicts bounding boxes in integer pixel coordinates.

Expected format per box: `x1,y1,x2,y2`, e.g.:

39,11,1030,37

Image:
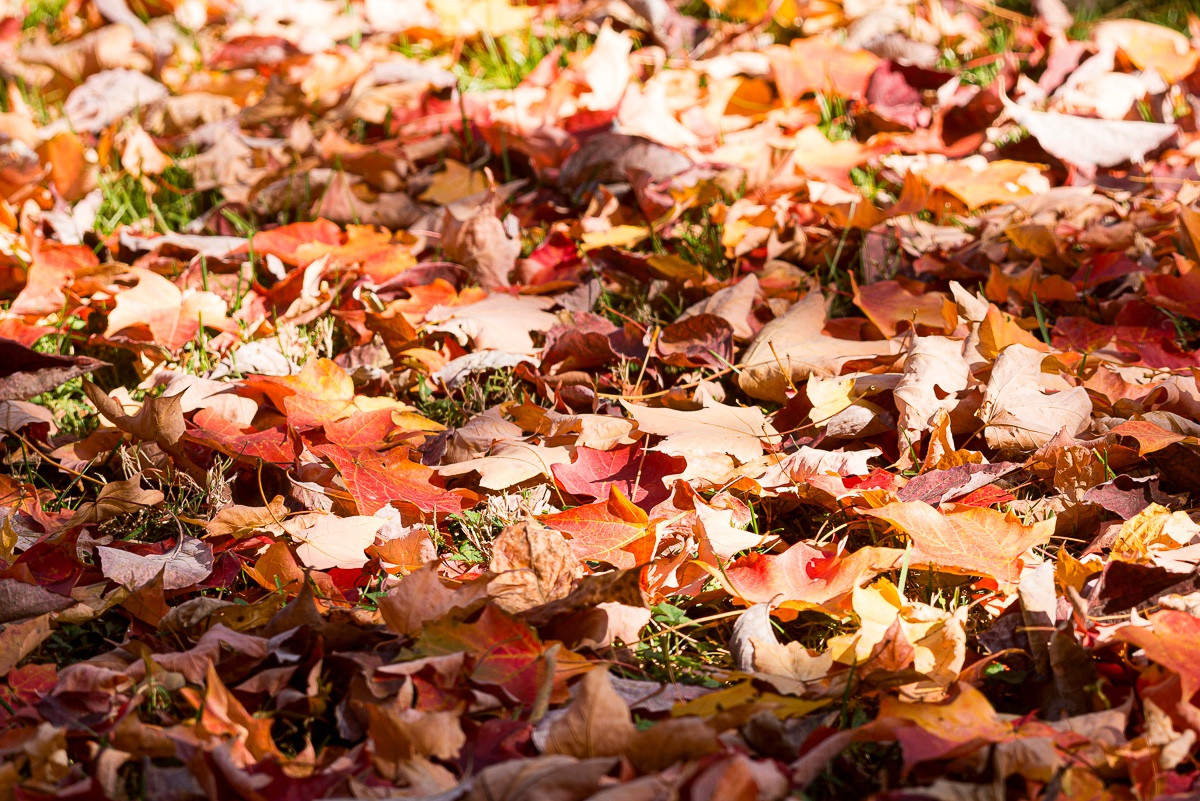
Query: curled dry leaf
97,537,214,590
66,475,164,528
204,496,289,538
738,293,899,403
488,521,583,613
0,338,108,401
442,192,520,289
979,344,1092,451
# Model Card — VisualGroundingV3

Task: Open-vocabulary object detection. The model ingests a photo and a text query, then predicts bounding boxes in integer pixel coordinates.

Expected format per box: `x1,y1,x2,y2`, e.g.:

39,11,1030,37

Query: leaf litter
2,0,1200,799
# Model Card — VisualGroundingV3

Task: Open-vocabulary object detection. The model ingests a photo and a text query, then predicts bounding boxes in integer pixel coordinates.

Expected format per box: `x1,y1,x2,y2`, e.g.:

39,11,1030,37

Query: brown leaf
488,522,583,614
204,496,289,538
379,562,490,637
465,756,619,801
544,669,637,758
442,192,519,289
368,704,465,780
0,614,53,674
0,579,73,625
0,338,108,401
67,475,164,528
97,537,214,590
559,133,693,188
83,380,186,447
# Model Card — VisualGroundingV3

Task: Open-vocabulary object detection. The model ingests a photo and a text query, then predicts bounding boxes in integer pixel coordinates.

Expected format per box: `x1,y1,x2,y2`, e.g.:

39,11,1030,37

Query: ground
1,0,1200,799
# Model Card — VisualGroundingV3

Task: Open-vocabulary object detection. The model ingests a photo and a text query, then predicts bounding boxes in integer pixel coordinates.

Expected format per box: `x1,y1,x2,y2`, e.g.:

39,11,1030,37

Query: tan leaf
379,562,490,637
544,669,637,758
862,501,1055,588
286,514,385,570
488,522,582,613
205,496,288,539
439,441,571,491
622,396,778,466
979,344,1092,451
738,293,899,403
442,192,519,289
893,337,972,449
425,294,558,354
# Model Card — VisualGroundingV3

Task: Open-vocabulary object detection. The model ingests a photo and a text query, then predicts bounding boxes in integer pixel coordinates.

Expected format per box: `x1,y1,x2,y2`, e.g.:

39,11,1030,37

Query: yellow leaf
428,0,535,37
670,679,830,719
419,160,489,205
580,225,650,250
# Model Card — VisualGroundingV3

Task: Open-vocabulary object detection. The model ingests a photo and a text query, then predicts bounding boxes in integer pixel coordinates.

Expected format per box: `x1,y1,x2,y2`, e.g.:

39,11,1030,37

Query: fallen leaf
542,486,652,570
862,501,1054,587
545,669,637,758
1002,92,1177,169
978,344,1092,451
738,293,899,403
98,537,214,590
0,339,108,401
286,513,385,570
104,267,231,352
489,521,582,613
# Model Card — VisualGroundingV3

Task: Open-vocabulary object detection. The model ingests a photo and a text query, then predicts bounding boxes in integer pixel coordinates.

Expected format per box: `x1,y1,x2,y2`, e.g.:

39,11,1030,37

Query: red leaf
418,604,548,705
187,408,297,465
551,444,685,508
541,486,653,569
316,442,473,518
244,219,343,266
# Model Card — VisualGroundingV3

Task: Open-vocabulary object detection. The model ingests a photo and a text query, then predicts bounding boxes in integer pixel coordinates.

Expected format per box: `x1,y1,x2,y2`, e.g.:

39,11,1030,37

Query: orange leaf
246,219,342,266
862,501,1054,588
919,159,1047,211
242,358,355,429
104,267,231,352
852,276,951,337
768,38,880,104
542,485,653,570
317,442,474,518
1116,610,1200,701
714,543,903,613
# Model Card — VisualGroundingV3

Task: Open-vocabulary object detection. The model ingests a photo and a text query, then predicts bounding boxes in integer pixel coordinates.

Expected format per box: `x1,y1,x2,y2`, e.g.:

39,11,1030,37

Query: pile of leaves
3,0,1200,797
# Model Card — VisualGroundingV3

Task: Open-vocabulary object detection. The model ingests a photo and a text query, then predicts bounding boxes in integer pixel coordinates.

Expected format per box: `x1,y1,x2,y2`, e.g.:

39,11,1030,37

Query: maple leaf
621,397,777,467
104,267,232,352
978,344,1092,451
97,537,214,590
424,293,559,354
551,443,685,508
714,542,904,613
767,37,880,103
317,442,473,518
187,408,298,465
246,219,343,266
738,293,899,403
418,605,556,705
862,501,1055,588
542,486,653,570
439,440,572,491
284,513,384,570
